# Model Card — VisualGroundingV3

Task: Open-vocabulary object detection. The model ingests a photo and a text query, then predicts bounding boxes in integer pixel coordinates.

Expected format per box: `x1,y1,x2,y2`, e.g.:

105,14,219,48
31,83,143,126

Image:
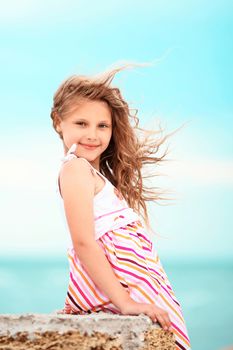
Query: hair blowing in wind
50,61,184,233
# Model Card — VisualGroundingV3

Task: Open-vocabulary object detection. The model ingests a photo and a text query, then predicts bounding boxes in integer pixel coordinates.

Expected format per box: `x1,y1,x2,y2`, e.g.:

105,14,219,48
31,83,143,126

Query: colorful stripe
62,220,191,349
95,207,128,220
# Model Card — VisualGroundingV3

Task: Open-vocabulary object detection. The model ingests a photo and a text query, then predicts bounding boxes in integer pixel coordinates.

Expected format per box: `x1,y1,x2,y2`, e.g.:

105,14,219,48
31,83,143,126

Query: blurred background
0,1,232,349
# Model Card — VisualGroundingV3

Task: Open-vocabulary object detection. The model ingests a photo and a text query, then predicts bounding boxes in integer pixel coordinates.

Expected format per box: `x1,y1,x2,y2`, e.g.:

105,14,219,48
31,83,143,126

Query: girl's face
57,99,112,169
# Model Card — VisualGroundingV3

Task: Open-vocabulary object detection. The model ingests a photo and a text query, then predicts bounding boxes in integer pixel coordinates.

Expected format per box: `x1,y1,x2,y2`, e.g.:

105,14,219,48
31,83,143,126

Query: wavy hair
50,61,185,234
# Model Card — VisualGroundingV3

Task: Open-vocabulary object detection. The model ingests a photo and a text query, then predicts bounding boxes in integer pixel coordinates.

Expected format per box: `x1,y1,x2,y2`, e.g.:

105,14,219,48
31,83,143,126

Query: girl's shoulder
61,143,96,177
60,156,96,179
58,157,96,199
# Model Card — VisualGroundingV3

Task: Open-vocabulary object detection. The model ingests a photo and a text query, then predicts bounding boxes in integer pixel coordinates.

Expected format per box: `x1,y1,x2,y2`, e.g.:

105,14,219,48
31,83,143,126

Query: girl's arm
59,158,131,311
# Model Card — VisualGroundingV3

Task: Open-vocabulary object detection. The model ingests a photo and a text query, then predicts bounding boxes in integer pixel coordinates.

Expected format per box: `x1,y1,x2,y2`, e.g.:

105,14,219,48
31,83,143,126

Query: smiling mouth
80,144,100,149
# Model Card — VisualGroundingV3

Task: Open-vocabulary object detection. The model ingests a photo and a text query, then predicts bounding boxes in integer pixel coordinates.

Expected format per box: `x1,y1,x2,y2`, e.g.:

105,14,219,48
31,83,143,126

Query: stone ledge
0,313,176,350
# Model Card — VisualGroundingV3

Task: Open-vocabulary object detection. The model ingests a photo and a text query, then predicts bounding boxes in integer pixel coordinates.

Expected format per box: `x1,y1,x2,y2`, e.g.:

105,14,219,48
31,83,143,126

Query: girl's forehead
78,99,110,111
67,100,112,120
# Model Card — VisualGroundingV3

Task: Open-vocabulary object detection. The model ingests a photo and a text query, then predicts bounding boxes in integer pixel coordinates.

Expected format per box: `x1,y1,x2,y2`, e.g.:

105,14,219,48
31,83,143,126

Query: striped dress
57,143,191,350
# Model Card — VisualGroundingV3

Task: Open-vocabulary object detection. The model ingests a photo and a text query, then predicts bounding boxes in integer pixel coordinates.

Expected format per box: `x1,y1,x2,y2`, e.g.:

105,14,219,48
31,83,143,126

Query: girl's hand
120,298,172,331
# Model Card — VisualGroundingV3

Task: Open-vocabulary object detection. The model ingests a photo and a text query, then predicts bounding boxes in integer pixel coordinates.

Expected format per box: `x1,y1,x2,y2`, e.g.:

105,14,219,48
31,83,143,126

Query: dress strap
67,143,77,155
60,143,78,163
62,143,109,183
77,157,108,184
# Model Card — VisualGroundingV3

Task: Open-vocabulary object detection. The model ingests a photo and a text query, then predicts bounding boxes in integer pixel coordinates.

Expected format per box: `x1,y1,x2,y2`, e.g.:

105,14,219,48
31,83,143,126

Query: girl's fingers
145,307,172,331
156,313,171,330
156,314,167,329
147,311,158,324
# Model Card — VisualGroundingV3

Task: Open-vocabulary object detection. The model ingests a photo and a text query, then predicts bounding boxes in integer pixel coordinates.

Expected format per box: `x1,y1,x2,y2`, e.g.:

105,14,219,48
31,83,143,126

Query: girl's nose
87,128,97,140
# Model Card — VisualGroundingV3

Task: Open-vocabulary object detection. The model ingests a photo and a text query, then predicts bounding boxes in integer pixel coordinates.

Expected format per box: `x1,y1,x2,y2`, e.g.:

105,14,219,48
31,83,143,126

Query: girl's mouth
80,144,100,150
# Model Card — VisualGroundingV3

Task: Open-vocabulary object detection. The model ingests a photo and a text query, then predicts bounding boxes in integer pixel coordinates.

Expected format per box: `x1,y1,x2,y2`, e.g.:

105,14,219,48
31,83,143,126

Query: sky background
0,0,232,261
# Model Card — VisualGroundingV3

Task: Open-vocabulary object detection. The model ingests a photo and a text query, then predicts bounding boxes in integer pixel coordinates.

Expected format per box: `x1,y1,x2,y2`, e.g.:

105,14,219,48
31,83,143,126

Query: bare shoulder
60,157,94,176
59,157,96,246
59,158,95,197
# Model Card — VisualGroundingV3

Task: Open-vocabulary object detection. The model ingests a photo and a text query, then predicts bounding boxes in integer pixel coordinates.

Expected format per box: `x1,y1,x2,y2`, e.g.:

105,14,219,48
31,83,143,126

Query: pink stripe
137,232,151,245
142,265,181,306
159,282,181,305
128,232,140,240
101,304,119,314
71,255,110,304
115,255,176,305
117,256,149,271
70,271,94,308
128,231,151,247
142,246,151,251
122,232,150,250
114,244,147,261
73,237,175,306
148,269,176,294
128,232,152,250
148,267,166,281
70,264,101,306
171,322,190,343
95,207,128,220
109,261,159,296
130,283,145,301
105,248,161,300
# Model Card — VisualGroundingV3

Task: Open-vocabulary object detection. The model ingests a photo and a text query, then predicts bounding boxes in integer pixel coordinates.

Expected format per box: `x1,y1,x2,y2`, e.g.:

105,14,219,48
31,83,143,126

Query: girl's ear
56,123,62,133
54,113,62,132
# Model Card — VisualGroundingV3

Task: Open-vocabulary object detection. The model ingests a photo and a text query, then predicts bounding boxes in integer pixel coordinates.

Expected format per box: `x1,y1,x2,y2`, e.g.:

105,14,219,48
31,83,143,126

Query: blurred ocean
0,256,232,350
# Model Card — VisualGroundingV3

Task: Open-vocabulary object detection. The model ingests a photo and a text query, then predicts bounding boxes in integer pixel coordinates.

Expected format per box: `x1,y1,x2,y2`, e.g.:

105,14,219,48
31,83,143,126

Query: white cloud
160,158,233,186
0,0,229,25
0,157,58,191
0,142,232,257
0,0,40,22
0,152,233,192
0,133,62,191
0,0,121,24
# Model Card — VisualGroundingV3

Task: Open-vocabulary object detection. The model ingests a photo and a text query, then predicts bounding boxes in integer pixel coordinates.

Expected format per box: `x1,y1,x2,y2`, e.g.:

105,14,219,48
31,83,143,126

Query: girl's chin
77,153,100,161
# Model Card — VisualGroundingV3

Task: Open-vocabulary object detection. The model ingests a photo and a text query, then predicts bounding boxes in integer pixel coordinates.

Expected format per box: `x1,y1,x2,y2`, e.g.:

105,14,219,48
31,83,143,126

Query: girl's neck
63,144,100,172
89,160,100,172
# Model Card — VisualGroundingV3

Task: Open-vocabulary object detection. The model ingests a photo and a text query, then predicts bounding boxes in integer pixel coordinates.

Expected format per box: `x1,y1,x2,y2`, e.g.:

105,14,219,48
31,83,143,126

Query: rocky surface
0,313,176,350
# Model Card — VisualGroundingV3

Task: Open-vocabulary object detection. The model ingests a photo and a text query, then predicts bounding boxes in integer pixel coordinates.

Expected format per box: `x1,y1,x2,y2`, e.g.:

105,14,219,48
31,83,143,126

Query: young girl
50,63,191,349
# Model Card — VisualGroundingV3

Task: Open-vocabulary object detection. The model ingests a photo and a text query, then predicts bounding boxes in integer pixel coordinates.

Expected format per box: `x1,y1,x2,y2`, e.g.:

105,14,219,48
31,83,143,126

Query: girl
50,63,191,349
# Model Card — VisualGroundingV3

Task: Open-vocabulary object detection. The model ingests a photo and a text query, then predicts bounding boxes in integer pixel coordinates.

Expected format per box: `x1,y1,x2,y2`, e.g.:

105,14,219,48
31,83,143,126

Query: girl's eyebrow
75,118,111,124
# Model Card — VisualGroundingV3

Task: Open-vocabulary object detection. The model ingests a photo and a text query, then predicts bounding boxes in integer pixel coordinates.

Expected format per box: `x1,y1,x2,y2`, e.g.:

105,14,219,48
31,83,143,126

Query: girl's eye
99,124,109,128
75,122,109,128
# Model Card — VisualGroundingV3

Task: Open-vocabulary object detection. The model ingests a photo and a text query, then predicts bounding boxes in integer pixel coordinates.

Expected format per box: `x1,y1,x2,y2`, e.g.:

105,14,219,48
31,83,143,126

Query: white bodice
57,143,140,241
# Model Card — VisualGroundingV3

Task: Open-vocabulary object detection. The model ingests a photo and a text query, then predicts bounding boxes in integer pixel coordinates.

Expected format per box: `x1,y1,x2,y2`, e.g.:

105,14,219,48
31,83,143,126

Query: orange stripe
69,249,157,308
113,229,152,249
112,250,184,322
123,227,138,232
158,292,184,322
68,253,106,304
147,267,176,296
146,255,159,263
101,241,147,266
123,278,189,345
68,240,187,344
112,231,142,249
70,245,180,320
114,271,155,304
172,327,190,347
68,284,87,310
127,281,156,303
102,246,151,282
102,242,171,297
103,241,166,289
109,256,162,291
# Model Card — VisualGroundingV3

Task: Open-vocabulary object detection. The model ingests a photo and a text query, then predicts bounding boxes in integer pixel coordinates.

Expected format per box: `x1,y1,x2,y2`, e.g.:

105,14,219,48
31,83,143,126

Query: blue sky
0,0,232,260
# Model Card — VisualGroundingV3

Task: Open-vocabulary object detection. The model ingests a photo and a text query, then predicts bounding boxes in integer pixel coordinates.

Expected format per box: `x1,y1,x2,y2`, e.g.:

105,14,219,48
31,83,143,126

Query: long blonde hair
50,61,183,233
